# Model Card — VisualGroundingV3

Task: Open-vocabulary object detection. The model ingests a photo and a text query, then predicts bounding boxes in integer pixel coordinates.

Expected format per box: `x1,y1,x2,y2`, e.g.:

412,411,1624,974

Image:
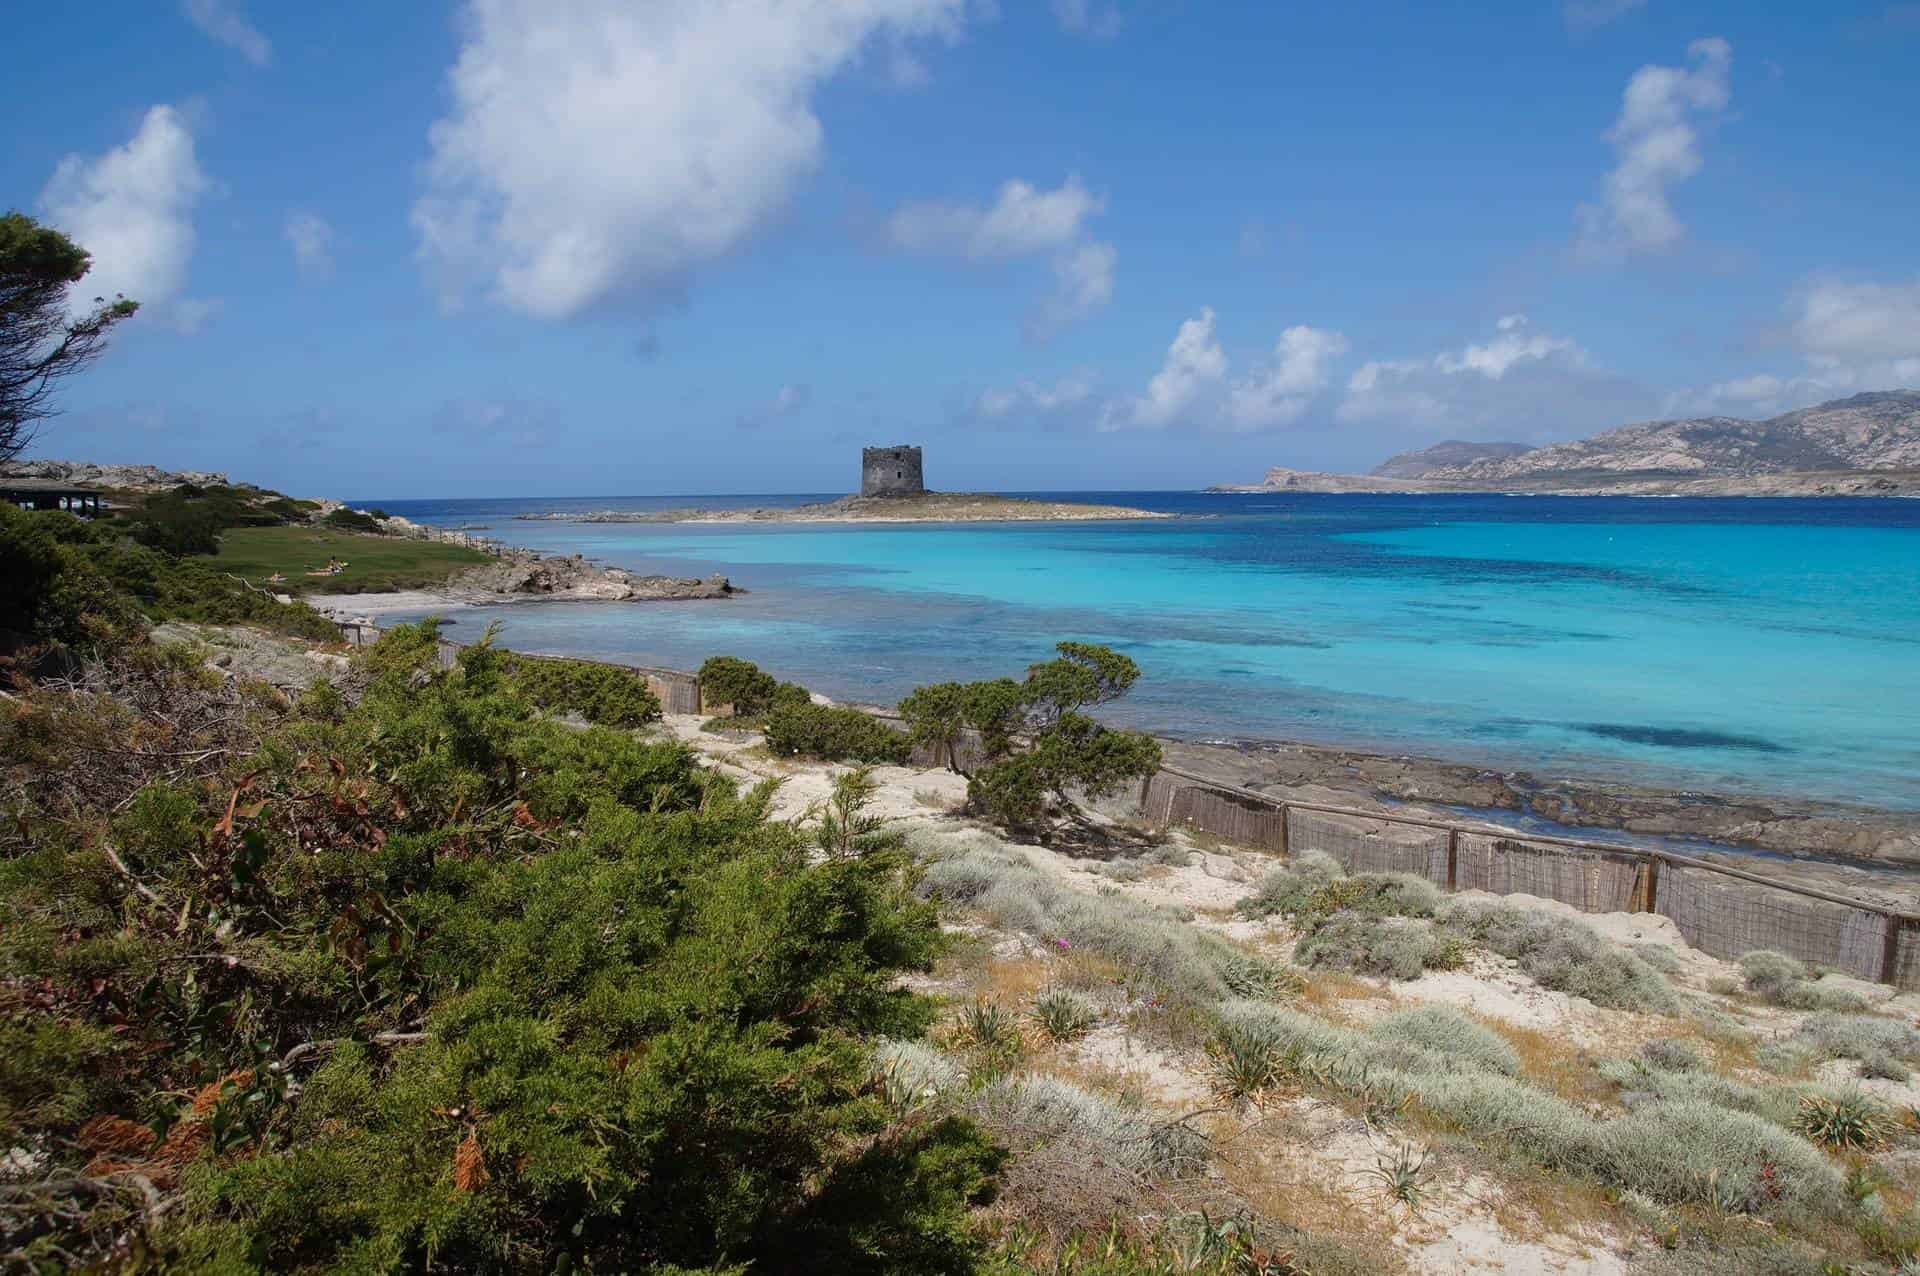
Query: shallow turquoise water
373,493,1920,810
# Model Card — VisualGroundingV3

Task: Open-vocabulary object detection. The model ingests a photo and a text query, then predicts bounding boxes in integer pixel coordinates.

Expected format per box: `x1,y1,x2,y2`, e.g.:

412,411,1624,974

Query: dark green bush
502,653,662,728
125,499,222,556
765,701,913,764
322,507,383,532
697,655,809,717
0,622,998,1271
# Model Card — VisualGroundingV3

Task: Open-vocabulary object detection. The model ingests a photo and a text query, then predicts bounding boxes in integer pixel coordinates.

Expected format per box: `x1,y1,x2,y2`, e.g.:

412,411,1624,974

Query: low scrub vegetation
2,503,341,651
765,700,914,764
1737,949,1871,1011
499,648,662,727
911,829,1284,1010
1438,899,1679,1013
1,617,1008,1270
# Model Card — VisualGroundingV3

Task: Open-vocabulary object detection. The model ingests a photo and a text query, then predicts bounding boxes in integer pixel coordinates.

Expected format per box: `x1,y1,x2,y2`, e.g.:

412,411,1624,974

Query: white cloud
1563,0,1645,33
1225,326,1348,430
1575,37,1731,261
1432,314,1577,379
181,0,272,66
884,176,1101,260
1052,0,1122,39
1103,308,1227,430
432,397,563,448
415,0,968,319
976,372,1095,420
1027,240,1116,341
1664,277,1920,415
1339,316,1651,437
772,383,811,415
886,175,1114,338
285,211,334,279
1793,278,1920,366
39,104,211,330
738,382,813,429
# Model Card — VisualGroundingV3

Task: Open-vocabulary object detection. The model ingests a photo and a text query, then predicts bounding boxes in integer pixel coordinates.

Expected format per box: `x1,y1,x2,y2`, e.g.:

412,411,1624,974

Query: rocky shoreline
515,492,1169,523
315,546,734,626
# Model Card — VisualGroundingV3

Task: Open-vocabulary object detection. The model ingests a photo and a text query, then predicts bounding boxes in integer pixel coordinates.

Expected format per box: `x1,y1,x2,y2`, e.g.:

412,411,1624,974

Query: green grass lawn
212,526,491,594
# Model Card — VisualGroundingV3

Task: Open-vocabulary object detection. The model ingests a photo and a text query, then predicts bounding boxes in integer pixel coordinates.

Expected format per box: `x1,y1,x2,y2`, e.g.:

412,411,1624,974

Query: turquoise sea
367,493,1920,811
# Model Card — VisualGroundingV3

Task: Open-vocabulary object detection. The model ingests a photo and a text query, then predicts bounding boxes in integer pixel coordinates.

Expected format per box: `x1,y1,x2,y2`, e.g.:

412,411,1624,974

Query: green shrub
696,655,809,717
321,506,382,532
125,500,221,556
503,653,662,728
1,621,1001,1270
1293,914,1466,981
1440,900,1677,1013
764,701,912,764
1237,851,1348,917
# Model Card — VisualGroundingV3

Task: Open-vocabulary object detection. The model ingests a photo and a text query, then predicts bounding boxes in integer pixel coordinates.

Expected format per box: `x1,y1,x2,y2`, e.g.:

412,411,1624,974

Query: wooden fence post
1644,855,1660,915
1275,804,1290,859
1446,828,1459,891
1883,914,1905,986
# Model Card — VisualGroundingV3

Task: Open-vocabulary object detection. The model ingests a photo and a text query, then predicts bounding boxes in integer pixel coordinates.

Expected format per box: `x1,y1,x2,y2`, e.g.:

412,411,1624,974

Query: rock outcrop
1,459,230,491
456,552,734,602
1371,440,1529,478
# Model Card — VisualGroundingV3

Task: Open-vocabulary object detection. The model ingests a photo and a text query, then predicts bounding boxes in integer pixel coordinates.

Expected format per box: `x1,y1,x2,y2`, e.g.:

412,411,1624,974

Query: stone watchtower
861,445,925,497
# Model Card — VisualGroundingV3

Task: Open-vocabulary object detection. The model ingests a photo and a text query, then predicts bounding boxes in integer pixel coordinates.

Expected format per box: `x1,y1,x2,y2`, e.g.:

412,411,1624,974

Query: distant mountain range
1217,391,1920,496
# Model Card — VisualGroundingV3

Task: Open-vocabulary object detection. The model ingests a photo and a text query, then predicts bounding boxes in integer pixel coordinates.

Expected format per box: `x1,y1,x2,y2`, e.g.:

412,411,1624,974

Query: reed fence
334,620,1920,989
1142,767,1920,989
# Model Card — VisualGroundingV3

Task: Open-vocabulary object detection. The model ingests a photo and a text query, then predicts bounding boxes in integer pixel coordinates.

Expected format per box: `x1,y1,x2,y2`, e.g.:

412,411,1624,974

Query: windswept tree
899,643,1162,835
0,211,139,462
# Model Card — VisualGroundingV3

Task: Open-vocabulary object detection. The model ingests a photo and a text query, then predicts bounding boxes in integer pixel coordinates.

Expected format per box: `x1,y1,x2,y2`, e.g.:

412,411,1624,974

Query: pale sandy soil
645,713,1920,1274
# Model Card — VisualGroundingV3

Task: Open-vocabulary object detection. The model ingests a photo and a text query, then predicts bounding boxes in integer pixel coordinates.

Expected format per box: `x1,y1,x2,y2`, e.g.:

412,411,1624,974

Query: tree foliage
0,211,139,462
696,656,810,719
900,644,1160,835
0,620,1001,1271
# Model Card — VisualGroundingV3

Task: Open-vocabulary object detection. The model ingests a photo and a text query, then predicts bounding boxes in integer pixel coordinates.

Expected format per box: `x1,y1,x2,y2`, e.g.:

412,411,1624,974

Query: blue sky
6,0,1919,497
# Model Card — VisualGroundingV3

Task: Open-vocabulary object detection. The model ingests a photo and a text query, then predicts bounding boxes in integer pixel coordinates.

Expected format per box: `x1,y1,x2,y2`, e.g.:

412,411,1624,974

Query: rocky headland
1215,390,1920,496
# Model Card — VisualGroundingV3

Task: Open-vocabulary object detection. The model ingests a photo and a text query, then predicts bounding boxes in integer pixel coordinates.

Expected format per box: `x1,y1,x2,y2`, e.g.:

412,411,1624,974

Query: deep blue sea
361,491,1920,811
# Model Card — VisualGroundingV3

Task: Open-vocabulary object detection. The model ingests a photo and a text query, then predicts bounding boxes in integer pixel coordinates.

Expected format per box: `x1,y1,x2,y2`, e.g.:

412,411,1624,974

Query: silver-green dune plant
1738,949,1872,1012
1440,899,1679,1013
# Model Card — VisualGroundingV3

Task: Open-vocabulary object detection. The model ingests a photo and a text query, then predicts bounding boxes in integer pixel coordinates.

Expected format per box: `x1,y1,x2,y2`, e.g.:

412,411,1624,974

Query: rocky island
517,444,1168,523
1214,390,1920,496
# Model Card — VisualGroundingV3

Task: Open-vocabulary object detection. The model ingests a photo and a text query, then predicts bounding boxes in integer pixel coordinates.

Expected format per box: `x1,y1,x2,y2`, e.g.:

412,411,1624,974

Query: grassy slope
213,525,490,594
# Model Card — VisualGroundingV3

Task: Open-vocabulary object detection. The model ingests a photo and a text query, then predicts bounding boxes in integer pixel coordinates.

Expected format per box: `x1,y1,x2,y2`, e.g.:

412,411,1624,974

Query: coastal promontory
1215,390,1920,496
